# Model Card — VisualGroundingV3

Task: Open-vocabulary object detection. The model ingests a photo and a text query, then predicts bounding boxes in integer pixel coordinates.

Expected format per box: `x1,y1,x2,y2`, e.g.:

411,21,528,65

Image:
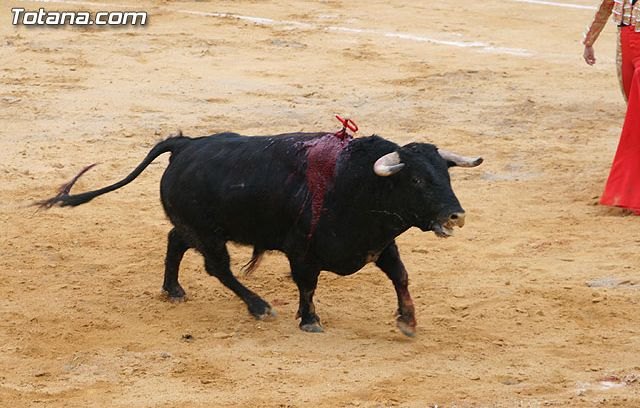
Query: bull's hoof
255,307,278,321
161,287,187,303
248,300,276,321
396,318,416,337
300,322,324,333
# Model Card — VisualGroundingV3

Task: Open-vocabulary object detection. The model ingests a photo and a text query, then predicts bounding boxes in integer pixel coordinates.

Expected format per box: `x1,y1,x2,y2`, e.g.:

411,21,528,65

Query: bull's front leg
289,259,323,333
375,241,416,337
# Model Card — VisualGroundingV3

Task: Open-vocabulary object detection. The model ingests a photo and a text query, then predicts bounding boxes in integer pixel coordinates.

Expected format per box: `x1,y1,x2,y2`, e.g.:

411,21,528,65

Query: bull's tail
37,135,191,209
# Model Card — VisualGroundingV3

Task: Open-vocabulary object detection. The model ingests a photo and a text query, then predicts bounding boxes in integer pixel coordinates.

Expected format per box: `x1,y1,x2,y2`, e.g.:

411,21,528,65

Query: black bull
39,131,482,336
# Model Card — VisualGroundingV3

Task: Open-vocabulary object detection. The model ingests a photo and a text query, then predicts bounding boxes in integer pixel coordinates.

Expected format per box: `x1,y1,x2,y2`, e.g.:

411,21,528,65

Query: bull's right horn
438,149,483,167
374,152,405,176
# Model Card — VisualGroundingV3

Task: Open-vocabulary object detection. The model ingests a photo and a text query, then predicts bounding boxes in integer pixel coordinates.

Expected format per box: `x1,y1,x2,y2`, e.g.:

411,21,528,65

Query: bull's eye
411,176,423,185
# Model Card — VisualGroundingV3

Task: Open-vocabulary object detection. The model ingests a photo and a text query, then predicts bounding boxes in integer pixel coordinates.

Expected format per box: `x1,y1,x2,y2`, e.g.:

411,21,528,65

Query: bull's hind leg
202,239,275,320
162,228,190,301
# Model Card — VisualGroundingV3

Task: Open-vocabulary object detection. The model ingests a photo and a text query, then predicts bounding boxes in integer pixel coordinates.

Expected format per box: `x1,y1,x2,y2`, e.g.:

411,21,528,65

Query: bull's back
160,132,319,248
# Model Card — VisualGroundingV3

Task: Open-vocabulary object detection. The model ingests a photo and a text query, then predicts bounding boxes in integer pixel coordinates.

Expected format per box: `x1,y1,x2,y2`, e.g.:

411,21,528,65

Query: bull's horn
438,149,483,167
374,152,405,176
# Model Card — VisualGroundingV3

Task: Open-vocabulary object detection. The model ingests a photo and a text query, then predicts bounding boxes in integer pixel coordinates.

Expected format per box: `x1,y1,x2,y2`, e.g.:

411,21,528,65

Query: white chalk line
176,9,314,30
17,0,533,57
177,9,533,57
511,0,596,10
15,0,598,58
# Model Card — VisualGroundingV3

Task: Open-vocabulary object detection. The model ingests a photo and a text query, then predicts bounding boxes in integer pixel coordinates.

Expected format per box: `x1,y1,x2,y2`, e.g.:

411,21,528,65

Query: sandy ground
2,0,640,406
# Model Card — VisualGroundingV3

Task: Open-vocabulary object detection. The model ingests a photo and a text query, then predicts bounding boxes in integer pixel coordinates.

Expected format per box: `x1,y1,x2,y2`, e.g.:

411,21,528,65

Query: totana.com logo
11,8,148,26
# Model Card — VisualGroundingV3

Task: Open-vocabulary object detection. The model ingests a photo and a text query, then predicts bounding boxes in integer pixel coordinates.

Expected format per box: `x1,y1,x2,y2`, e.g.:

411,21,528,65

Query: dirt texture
2,0,640,407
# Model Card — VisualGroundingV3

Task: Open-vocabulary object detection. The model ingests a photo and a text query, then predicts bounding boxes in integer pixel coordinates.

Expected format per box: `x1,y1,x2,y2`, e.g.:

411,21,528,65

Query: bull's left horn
374,152,405,176
438,149,483,167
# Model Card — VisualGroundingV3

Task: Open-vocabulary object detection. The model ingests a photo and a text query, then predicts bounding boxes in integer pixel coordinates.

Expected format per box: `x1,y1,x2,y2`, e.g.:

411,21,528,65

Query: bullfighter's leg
202,239,274,320
290,260,322,333
375,241,416,337
162,228,190,301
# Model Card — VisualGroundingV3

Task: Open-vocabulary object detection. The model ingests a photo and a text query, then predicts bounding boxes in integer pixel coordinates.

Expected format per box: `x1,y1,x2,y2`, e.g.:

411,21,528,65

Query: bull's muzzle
449,212,465,228
432,211,465,238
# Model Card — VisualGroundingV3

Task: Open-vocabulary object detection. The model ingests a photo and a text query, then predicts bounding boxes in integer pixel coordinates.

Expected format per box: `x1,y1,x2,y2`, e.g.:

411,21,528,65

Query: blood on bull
39,117,482,336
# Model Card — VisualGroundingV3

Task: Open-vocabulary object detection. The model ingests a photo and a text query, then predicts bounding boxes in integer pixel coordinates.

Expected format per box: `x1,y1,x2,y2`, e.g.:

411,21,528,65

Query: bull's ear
437,149,483,168
374,151,405,176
